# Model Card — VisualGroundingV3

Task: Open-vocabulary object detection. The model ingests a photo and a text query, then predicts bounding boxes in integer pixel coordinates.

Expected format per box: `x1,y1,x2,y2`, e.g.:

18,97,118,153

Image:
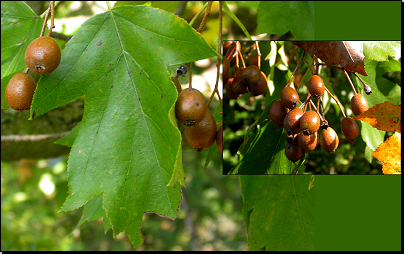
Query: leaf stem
285,50,305,88
324,86,346,118
189,2,209,27
196,1,212,33
343,69,357,95
222,2,252,40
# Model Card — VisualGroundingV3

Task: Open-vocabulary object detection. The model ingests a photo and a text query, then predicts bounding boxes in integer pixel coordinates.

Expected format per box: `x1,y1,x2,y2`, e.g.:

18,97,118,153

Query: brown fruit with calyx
231,68,248,94
185,110,217,151
5,72,36,112
285,143,303,163
320,126,339,153
341,117,359,141
280,86,299,109
25,36,61,74
283,107,303,135
351,94,368,116
248,71,268,96
270,99,289,127
175,88,207,126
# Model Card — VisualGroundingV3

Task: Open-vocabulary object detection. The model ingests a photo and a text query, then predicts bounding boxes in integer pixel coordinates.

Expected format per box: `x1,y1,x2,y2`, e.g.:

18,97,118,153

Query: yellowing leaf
371,132,401,174
354,101,401,133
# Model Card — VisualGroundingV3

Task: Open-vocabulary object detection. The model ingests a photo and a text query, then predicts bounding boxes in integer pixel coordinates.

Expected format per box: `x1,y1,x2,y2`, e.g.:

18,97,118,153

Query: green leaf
1,1,44,79
363,41,401,62
34,5,219,248
229,100,294,174
54,122,81,147
240,175,314,251
257,1,314,40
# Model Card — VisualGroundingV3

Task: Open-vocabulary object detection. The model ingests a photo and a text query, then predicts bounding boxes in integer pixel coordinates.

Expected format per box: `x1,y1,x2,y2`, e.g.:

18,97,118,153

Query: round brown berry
351,94,368,116
285,143,303,162
298,132,318,152
341,117,359,141
248,71,268,96
270,99,289,127
283,107,303,135
320,126,339,153
175,88,207,126
25,36,61,74
5,72,36,112
308,75,325,98
300,110,321,136
185,110,217,151
280,86,299,109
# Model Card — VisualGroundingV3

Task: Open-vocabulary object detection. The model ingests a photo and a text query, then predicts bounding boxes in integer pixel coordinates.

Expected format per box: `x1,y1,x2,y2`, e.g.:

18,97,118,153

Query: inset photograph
223,40,401,175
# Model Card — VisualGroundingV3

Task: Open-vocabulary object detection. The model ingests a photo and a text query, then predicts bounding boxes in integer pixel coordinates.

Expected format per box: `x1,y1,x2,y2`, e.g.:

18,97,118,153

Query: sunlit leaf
354,101,401,133
371,132,401,174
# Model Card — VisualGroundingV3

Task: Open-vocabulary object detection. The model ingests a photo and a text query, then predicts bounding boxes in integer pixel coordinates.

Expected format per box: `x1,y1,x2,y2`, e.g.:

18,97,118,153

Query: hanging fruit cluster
174,65,222,153
5,2,60,112
223,41,268,99
270,45,370,163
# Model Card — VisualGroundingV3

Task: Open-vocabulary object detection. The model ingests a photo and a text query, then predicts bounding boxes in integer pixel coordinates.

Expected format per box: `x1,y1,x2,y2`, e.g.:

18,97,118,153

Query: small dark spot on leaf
128,71,131,75
148,77,151,80
106,172,108,174
111,85,114,89
85,49,88,51
161,94,163,98
132,61,134,63
97,41,102,46
45,88,47,90
140,72,142,75
73,202,77,205
150,37,152,40
138,98,141,101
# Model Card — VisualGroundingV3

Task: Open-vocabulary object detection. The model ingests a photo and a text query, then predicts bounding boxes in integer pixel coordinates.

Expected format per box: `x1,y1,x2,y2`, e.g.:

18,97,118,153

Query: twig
1,132,69,142
285,51,306,88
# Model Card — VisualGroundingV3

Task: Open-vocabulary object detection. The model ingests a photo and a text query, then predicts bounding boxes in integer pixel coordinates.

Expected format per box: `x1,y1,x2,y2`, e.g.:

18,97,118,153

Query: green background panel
315,175,401,251
314,1,401,40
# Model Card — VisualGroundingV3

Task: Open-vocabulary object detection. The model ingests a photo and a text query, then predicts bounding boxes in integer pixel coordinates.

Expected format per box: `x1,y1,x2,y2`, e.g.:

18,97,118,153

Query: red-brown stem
24,67,29,74
196,1,212,33
208,1,223,108
255,41,261,69
40,5,51,37
299,93,312,111
47,1,55,36
309,99,324,121
324,85,347,118
238,50,246,68
188,62,192,88
285,50,306,89
343,69,357,95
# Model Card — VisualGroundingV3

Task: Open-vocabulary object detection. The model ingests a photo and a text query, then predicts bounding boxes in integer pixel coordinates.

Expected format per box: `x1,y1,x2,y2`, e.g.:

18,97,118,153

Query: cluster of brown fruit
175,87,222,153
223,41,268,99
5,36,61,112
270,74,368,163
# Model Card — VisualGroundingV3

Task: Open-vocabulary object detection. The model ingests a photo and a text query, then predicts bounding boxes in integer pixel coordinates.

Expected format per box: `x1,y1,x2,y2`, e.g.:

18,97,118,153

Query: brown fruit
280,86,299,109
308,75,325,98
248,54,259,66
341,117,359,141
225,78,240,100
248,71,268,96
241,65,261,85
25,36,61,74
175,88,207,126
185,110,217,151
5,72,36,112
216,125,223,154
300,110,321,135
351,94,368,116
298,132,318,152
283,107,303,135
231,68,248,94
320,126,339,153
285,143,303,163
270,99,289,127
